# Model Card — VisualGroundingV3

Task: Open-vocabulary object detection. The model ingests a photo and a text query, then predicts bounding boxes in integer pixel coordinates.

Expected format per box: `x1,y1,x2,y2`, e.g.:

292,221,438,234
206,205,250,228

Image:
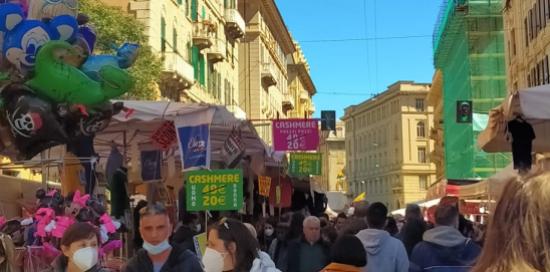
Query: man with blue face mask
124,203,202,272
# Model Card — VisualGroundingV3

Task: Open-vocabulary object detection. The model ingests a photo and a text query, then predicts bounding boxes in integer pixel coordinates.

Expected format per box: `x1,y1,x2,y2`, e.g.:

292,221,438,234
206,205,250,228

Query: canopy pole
41,151,47,189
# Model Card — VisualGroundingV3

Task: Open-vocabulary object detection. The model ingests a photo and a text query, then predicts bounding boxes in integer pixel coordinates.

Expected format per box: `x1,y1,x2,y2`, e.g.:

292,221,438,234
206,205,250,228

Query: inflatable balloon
1,83,68,159
81,43,139,81
25,41,134,107
27,0,77,20
61,101,124,137
0,3,78,73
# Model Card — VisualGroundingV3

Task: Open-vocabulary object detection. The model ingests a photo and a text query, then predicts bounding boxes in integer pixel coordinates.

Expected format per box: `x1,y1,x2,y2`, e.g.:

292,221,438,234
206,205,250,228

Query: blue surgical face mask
142,239,171,255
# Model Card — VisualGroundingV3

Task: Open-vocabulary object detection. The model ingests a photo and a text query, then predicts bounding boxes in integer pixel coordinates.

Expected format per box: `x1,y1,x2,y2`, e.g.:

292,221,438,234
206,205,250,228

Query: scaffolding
434,0,511,180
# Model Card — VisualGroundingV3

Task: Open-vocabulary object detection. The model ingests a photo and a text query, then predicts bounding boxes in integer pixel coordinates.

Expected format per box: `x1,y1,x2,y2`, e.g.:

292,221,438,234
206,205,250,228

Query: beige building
237,0,315,144
318,122,346,192
427,71,445,187
504,0,550,90
103,0,247,118
343,81,436,210
287,43,316,119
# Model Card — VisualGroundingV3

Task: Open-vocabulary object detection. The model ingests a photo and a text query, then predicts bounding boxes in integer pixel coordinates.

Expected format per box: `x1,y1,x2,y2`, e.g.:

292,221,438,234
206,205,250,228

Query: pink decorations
52,216,74,238
72,191,90,207
99,213,116,234
35,208,55,238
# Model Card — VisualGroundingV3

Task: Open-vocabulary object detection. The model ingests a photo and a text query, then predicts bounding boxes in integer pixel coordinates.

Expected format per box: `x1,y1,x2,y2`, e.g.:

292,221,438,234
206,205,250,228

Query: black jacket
124,244,203,272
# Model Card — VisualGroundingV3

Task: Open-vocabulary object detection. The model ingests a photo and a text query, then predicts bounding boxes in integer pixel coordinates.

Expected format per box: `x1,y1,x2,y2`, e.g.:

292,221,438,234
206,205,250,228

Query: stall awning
478,85,550,152
94,101,273,175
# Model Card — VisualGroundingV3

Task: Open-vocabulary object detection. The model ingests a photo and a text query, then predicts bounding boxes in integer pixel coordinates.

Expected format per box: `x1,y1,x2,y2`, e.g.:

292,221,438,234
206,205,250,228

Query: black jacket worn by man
124,244,203,272
287,237,330,272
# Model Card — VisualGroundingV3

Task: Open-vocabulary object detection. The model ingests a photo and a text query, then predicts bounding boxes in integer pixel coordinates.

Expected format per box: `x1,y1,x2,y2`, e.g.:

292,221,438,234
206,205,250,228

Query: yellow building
318,122,346,192
102,0,247,118
503,0,550,90
237,0,315,144
287,43,316,119
427,70,445,194
343,81,436,210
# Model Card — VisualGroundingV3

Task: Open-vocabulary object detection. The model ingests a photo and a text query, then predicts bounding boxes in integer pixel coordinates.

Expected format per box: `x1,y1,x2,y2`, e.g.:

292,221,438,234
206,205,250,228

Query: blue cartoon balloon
0,3,78,73
81,43,139,81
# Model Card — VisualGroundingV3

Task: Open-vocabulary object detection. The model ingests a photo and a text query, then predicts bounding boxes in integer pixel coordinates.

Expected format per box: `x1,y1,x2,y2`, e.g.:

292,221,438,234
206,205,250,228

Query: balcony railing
224,8,245,39
207,39,226,63
261,62,277,87
162,52,194,87
192,21,216,49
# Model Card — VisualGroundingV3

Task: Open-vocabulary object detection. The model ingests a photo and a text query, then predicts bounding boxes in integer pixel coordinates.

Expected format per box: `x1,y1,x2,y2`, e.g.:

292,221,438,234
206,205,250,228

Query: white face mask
143,240,171,255
265,228,274,237
72,247,98,271
202,247,227,272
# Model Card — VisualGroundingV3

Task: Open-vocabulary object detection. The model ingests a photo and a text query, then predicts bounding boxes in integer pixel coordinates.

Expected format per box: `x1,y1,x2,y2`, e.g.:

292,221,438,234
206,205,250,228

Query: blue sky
275,0,442,119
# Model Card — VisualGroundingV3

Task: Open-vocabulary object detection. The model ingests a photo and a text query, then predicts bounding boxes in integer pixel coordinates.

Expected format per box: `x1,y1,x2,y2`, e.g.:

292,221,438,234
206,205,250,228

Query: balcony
300,90,310,101
160,52,195,101
282,94,295,112
192,21,216,50
162,52,194,87
207,39,226,63
224,8,245,40
261,62,277,87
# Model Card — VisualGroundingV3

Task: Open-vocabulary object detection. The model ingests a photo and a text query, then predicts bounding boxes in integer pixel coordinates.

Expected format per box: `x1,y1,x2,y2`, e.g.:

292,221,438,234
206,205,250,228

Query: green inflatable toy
25,41,134,107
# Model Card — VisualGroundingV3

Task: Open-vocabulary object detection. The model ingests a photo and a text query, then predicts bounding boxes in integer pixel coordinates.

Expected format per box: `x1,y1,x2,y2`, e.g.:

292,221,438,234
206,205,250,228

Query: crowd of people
3,172,550,271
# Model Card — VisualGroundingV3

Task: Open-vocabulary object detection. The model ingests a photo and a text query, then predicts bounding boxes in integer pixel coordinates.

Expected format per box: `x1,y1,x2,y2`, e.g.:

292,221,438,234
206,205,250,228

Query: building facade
238,0,312,144
343,81,436,210
433,0,510,181
427,70,445,195
287,43,316,119
503,0,550,90
318,122,346,193
102,0,247,118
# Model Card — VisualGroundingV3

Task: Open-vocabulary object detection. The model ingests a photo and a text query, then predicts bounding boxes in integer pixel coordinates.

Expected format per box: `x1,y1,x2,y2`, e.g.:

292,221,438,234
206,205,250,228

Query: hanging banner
186,169,243,211
151,121,177,150
222,127,245,168
272,119,319,151
258,176,271,197
269,176,292,208
289,153,322,176
177,124,210,170
140,150,162,181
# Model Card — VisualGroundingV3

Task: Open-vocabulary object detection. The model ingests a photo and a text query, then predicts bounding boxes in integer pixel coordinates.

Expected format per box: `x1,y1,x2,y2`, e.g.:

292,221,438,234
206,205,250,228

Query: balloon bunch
0,1,139,160
33,188,122,256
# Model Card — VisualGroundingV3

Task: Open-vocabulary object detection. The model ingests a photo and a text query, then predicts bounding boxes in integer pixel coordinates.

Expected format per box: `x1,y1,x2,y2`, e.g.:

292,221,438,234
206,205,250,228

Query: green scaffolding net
434,0,511,180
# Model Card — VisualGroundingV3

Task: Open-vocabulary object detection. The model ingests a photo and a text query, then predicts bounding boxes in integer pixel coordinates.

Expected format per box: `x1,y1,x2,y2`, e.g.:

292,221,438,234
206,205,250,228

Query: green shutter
160,17,166,52
192,46,200,80
177,0,182,4
173,28,178,53
191,0,198,21
201,6,205,19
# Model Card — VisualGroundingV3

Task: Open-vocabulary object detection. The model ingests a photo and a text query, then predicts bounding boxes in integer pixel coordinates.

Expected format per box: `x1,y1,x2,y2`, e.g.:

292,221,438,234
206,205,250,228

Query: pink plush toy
35,208,55,238
99,213,116,234
52,216,74,238
66,190,91,218
100,240,122,257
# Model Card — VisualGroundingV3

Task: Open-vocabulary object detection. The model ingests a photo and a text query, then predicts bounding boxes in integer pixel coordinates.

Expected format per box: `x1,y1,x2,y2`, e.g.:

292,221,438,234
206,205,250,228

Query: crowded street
0,0,546,271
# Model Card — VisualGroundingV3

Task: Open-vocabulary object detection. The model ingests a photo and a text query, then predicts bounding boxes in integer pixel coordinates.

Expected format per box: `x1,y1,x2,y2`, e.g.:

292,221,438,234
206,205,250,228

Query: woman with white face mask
203,218,280,272
53,222,107,272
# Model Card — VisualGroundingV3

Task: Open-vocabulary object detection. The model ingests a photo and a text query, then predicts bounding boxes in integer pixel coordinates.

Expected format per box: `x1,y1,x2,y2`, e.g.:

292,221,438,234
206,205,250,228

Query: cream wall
319,122,345,192
343,81,436,210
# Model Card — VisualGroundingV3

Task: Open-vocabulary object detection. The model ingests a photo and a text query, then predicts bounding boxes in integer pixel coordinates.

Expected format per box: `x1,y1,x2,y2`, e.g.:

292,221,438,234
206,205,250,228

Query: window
419,175,428,190
417,121,426,138
415,99,425,112
525,18,529,47
418,147,427,163
172,28,178,53
511,28,517,56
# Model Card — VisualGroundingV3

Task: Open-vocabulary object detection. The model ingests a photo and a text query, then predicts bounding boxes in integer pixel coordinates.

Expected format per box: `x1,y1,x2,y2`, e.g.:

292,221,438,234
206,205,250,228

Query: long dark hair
209,218,260,272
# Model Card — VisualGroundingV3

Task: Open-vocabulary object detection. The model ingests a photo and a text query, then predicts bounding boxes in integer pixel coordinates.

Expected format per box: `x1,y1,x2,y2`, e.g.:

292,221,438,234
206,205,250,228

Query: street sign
456,100,473,123
272,119,320,151
289,153,322,176
321,111,336,131
185,169,243,211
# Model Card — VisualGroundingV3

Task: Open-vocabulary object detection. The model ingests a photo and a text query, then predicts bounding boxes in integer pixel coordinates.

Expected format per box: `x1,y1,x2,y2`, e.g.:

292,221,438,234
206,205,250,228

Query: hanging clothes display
508,118,536,173
105,146,123,184
60,152,84,196
67,135,97,194
109,167,130,219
